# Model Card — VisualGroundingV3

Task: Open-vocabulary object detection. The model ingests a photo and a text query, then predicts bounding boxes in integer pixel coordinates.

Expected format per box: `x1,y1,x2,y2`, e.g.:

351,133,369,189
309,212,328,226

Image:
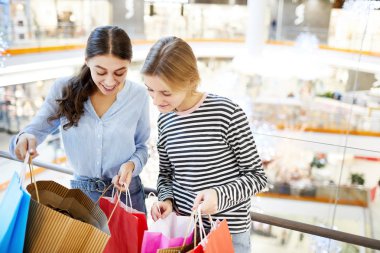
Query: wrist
164,198,173,205
16,132,26,144
121,161,135,173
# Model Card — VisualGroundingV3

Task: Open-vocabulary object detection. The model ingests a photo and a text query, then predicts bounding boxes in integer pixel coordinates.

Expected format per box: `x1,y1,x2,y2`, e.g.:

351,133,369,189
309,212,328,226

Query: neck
176,92,203,112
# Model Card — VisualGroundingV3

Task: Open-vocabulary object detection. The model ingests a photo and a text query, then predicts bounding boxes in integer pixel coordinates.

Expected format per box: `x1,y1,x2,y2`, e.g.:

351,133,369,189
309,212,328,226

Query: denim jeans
231,229,251,253
70,175,147,214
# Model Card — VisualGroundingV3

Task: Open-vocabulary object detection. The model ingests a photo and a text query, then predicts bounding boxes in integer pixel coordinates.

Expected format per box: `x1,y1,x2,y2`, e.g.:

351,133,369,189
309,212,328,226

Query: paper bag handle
94,183,114,206
173,210,197,250
23,152,40,203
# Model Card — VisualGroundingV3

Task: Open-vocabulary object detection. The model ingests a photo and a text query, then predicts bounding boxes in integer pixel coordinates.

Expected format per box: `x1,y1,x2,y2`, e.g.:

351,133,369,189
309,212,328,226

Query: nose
103,74,116,86
151,92,163,105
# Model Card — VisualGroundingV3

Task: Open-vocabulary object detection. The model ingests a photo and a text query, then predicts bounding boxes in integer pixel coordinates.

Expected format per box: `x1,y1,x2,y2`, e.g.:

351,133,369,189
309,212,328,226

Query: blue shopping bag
0,172,31,253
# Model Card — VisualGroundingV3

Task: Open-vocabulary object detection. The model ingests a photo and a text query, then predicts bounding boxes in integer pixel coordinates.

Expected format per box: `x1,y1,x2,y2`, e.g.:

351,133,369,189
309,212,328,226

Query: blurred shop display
144,2,248,40
251,221,273,237
310,227,342,253
12,1,28,41
57,11,75,38
1,0,111,46
0,31,7,67
273,0,332,43
329,2,380,53
0,80,51,134
1,0,380,58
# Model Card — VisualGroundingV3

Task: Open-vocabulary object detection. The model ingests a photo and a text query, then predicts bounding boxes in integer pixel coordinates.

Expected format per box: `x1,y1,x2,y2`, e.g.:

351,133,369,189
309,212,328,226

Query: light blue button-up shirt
9,77,150,179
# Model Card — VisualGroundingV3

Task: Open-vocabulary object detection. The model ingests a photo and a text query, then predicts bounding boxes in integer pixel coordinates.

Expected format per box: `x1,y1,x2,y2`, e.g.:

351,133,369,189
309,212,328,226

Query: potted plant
350,173,365,186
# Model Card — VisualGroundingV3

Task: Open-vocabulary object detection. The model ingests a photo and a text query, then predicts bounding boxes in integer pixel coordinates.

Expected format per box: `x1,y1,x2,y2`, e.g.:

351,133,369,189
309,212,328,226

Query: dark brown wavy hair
48,25,132,130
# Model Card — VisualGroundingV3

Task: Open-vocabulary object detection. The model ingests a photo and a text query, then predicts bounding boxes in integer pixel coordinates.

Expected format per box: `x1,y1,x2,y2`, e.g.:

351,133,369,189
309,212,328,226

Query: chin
158,107,173,114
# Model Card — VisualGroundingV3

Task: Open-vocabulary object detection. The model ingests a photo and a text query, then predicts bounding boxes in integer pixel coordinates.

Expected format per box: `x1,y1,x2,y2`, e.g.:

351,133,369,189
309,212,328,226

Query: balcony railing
1,150,379,251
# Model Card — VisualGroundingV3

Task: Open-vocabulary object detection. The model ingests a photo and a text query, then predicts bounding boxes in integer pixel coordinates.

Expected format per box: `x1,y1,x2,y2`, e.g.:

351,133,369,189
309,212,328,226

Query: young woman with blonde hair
141,36,267,252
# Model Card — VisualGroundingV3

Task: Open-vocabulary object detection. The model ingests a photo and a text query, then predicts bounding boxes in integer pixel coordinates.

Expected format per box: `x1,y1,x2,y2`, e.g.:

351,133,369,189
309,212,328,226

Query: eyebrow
144,84,171,93
95,65,127,71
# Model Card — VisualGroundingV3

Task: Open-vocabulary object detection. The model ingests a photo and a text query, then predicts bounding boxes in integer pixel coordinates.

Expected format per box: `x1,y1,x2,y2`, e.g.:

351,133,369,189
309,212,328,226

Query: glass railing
1,150,379,251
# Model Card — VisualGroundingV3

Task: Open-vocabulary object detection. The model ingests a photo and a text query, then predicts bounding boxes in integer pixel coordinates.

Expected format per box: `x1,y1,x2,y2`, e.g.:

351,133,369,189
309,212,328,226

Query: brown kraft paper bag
24,180,110,253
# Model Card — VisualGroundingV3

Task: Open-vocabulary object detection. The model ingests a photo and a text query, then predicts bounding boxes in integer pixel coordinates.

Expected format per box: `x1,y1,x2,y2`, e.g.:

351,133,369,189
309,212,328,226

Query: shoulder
203,93,239,113
48,76,72,98
53,76,72,89
127,80,149,99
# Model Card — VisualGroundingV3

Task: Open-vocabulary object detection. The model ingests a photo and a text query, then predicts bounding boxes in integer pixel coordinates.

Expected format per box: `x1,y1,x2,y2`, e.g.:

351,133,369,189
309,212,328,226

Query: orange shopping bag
201,219,234,253
188,209,234,253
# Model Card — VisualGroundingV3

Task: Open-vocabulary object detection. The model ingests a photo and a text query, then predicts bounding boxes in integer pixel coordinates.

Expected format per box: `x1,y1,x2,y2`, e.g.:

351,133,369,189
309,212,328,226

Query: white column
245,0,267,57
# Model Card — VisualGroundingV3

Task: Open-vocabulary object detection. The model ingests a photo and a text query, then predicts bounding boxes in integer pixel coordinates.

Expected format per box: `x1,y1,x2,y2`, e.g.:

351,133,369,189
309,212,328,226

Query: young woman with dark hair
10,26,150,213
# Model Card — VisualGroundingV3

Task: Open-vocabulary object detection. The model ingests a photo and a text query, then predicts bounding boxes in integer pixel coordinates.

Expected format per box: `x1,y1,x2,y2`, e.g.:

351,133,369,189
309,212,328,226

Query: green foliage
350,173,365,185
310,153,327,169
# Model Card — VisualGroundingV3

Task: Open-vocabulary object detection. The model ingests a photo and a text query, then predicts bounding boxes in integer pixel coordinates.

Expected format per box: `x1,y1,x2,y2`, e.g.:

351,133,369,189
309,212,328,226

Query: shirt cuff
9,132,26,158
129,157,142,177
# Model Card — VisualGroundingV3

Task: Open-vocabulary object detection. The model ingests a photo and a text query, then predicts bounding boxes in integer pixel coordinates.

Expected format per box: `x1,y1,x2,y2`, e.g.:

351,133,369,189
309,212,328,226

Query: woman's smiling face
143,75,188,113
86,54,130,96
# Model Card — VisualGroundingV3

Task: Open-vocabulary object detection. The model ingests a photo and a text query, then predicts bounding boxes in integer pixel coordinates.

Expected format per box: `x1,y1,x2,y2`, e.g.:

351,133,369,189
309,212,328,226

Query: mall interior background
1,0,380,252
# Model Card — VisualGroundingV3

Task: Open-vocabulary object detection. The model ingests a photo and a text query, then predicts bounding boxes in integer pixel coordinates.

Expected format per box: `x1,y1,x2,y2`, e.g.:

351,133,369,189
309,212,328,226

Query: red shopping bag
100,194,147,253
117,196,148,253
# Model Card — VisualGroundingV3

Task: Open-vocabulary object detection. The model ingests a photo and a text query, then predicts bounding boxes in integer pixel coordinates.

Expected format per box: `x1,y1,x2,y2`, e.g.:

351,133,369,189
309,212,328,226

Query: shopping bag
100,192,148,253
186,245,204,253
24,180,110,253
201,219,234,253
157,242,196,253
141,212,194,253
0,172,30,253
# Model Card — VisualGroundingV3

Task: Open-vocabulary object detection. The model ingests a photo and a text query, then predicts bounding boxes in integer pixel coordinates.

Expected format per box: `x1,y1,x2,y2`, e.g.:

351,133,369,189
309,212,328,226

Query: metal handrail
0,151,73,175
1,150,380,250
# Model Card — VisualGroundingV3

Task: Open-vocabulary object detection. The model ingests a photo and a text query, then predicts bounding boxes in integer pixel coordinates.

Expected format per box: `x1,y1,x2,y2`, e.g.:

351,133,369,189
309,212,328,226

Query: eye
162,92,172,97
147,88,153,92
96,72,106,76
114,71,126,77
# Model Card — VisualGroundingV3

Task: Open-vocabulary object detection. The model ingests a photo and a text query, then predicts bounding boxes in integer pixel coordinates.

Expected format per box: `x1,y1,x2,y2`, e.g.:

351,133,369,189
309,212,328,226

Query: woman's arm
212,105,268,212
129,95,150,176
9,78,67,158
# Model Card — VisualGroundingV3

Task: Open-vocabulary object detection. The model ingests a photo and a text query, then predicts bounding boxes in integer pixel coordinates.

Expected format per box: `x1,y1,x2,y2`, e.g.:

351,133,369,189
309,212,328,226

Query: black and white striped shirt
157,93,267,233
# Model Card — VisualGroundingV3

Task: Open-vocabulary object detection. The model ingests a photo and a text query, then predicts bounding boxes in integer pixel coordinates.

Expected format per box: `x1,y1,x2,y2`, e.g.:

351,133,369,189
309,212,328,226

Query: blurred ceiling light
16,3,24,11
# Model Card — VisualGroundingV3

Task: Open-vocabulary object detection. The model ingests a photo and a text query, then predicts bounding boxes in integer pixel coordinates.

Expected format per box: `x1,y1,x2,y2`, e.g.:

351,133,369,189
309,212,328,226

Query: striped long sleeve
157,142,174,201
212,106,267,211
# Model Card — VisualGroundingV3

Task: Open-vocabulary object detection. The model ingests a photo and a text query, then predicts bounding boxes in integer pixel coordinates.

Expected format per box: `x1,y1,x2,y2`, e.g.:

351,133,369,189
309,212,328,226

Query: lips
102,84,117,92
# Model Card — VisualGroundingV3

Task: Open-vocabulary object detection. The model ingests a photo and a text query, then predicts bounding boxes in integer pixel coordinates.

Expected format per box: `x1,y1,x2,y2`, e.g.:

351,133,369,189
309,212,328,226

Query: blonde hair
141,36,200,91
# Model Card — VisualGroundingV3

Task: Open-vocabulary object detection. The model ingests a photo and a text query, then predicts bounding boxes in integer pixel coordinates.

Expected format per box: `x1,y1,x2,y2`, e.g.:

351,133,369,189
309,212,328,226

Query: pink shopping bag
141,212,194,253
